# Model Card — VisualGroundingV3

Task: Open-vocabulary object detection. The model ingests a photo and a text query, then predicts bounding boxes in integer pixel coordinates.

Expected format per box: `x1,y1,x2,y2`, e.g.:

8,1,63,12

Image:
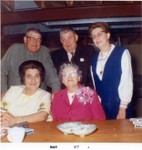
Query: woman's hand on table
1,111,17,127
117,108,126,119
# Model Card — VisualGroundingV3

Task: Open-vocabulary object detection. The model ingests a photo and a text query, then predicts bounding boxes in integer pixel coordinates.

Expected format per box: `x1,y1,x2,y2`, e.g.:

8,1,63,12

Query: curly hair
59,63,82,82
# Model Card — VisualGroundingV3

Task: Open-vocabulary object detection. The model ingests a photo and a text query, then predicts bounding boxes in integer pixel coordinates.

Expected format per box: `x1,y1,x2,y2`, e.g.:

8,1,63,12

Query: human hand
117,108,126,119
0,111,3,122
0,111,7,123
1,112,17,127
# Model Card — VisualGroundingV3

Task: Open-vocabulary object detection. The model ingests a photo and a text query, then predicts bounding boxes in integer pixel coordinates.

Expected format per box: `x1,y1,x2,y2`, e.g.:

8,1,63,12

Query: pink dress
51,86,106,121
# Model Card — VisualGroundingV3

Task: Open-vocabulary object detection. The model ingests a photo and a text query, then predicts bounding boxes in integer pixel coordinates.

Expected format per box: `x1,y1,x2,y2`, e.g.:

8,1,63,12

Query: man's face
24,31,42,53
60,31,78,53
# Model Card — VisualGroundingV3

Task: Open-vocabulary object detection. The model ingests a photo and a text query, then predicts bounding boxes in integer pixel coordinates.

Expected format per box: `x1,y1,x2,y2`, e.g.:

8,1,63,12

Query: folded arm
1,111,48,127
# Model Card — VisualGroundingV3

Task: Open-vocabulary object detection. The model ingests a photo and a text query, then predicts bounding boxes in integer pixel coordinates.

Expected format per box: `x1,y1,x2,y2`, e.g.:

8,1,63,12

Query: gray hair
59,27,76,37
25,28,42,37
59,63,82,81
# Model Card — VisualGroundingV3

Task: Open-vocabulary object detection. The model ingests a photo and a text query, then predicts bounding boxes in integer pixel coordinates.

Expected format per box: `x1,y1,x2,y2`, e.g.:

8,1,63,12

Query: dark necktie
71,52,74,62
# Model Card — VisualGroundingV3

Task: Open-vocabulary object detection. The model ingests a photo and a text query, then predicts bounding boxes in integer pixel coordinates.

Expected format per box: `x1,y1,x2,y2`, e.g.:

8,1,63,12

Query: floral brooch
76,87,95,105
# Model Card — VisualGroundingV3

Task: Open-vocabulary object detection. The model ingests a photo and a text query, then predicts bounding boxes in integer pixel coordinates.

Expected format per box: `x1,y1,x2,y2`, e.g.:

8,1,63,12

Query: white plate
57,122,97,137
57,122,82,135
72,124,97,137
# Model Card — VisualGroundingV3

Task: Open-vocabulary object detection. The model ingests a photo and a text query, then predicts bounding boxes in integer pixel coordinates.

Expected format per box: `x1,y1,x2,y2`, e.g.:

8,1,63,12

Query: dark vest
91,46,125,119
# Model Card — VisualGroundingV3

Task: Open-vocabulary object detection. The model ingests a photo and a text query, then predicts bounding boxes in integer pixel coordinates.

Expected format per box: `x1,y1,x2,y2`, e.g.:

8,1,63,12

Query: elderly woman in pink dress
51,63,105,121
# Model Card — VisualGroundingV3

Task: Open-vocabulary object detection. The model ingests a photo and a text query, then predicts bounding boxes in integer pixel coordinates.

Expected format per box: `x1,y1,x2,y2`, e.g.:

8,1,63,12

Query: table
1,119,142,142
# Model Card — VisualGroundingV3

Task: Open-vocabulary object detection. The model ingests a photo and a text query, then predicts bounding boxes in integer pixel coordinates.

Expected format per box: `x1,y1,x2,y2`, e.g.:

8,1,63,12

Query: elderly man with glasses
1,28,61,98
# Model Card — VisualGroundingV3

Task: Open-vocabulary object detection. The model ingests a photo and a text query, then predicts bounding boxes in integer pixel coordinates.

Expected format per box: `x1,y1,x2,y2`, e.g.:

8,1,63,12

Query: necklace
98,51,111,75
97,44,113,77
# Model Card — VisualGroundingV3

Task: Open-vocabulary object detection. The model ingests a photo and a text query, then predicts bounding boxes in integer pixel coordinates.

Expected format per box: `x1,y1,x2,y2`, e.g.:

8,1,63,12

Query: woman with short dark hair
19,60,45,83
1,60,51,127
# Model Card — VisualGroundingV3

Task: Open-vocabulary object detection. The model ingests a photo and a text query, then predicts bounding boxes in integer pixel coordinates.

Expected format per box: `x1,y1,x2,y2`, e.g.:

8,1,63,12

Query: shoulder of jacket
51,49,65,57
52,48,64,54
54,89,66,96
77,44,95,53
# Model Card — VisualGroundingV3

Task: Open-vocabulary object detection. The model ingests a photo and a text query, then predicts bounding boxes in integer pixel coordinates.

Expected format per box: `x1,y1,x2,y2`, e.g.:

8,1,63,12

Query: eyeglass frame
91,31,106,40
61,70,78,78
26,36,42,42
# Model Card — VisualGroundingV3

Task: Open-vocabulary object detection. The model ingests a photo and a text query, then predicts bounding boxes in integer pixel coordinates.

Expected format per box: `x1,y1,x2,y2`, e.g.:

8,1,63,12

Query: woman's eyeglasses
62,70,77,77
91,31,105,40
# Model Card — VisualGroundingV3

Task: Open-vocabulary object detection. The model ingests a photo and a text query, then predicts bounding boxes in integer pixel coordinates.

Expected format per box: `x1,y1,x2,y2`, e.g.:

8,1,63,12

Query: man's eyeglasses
91,31,105,40
26,36,41,42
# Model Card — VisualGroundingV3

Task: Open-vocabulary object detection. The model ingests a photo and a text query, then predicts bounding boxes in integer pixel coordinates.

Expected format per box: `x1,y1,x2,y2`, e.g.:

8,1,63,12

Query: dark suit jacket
51,44,96,88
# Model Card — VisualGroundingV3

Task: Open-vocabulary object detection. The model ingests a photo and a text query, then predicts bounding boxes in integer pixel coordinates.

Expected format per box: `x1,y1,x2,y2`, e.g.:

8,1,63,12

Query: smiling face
24,68,41,93
60,31,78,53
61,66,80,91
24,31,42,53
91,27,110,51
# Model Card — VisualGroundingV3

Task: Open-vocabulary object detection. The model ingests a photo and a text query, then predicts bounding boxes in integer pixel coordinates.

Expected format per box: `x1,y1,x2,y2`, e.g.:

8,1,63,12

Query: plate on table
72,124,97,137
57,122,97,137
57,122,82,135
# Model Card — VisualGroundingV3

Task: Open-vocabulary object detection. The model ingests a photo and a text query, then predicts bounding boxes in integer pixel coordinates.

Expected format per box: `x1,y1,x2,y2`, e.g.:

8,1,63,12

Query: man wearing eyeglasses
1,28,61,98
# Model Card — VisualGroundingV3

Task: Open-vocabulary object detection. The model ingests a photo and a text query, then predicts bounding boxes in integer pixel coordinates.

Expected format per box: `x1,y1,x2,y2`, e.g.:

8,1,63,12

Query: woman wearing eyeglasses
51,63,105,121
89,22,133,119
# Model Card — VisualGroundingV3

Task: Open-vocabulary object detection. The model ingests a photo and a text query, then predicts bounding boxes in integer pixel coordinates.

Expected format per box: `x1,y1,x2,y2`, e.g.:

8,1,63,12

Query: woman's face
24,68,41,92
91,27,110,50
62,66,80,89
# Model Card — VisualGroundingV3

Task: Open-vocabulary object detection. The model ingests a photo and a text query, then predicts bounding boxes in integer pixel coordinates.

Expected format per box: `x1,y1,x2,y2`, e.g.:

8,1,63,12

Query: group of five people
0,22,133,127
